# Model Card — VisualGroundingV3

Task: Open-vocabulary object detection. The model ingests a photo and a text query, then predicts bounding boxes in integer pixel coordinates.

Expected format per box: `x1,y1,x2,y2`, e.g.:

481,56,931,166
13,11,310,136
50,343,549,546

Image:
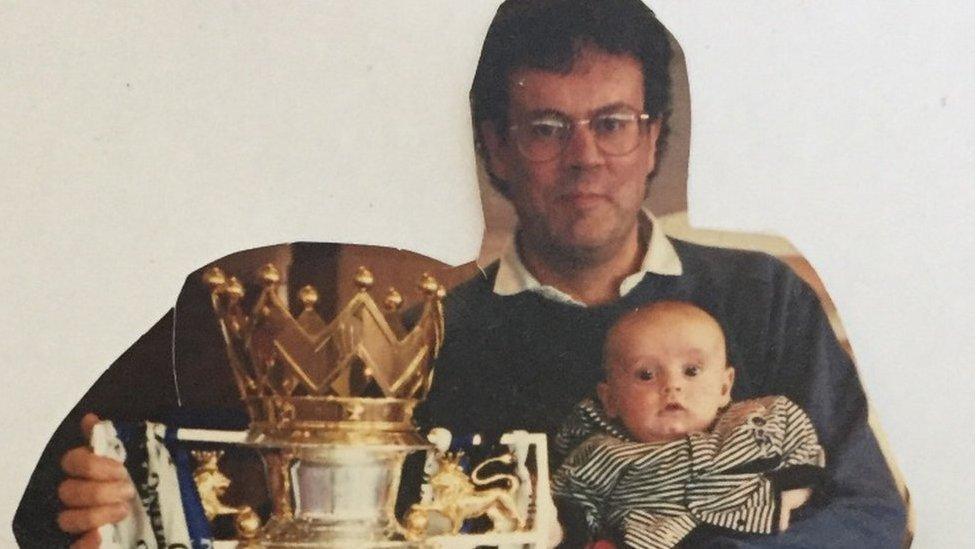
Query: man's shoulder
669,237,804,294
671,237,792,277
442,261,500,307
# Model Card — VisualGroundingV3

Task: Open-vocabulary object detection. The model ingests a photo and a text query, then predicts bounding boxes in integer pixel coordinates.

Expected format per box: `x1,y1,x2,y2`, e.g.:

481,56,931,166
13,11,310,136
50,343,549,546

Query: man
18,1,907,547
417,0,907,546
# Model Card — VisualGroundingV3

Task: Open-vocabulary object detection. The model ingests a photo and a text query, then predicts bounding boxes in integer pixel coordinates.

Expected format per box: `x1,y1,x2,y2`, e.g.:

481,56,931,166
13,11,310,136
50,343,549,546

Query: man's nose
563,122,605,168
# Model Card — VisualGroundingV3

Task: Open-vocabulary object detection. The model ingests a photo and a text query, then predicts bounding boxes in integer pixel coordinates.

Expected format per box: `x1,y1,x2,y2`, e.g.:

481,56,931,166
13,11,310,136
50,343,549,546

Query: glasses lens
514,114,570,161
592,111,641,155
511,109,649,161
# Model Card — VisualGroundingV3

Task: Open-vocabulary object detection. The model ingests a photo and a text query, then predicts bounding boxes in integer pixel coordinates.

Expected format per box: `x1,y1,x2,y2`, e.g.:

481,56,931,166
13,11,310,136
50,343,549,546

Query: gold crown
203,263,445,446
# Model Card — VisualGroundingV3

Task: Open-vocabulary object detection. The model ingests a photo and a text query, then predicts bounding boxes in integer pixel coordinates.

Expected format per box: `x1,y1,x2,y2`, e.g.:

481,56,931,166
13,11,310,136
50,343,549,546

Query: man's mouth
560,192,607,208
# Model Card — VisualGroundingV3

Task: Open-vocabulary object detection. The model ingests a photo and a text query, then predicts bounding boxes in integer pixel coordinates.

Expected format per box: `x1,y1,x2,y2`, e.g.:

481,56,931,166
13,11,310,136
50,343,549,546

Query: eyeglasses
508,107,653,162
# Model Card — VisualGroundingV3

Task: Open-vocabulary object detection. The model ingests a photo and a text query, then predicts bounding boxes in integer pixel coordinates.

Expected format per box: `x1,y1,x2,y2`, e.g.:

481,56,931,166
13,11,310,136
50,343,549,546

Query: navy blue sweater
418,238,907,548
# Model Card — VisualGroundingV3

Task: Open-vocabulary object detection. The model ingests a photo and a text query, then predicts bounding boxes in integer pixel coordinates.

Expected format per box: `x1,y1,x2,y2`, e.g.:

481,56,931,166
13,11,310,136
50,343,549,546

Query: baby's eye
637,369,654,381
683,365,701,377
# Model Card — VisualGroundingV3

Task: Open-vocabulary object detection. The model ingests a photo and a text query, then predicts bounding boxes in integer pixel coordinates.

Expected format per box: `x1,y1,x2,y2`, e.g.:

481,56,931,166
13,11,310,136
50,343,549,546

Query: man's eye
527,119,567,139
684,365,701,377
593,114,633,134
638,369,654,381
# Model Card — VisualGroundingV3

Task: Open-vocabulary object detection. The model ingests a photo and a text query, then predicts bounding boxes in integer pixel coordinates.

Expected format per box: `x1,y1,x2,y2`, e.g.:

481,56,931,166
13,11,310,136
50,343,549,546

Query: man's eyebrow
592,101,641,116
520,102,641,120
521,108,567,119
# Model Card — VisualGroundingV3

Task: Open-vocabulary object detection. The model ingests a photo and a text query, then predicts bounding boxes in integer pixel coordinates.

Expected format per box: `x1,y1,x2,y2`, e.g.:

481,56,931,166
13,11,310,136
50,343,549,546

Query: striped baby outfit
552,396,825,549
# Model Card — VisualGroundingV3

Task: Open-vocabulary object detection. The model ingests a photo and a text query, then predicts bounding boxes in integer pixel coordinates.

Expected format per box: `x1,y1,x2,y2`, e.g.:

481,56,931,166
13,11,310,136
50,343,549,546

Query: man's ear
480,121,513,183
640,119,664,198
720,366,735,407
597,381,617,418
646,119,662,159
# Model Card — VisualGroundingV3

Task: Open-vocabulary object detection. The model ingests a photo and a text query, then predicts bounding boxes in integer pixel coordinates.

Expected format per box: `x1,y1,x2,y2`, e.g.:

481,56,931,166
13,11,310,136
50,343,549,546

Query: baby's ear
596,382,617,418
720,366,735,406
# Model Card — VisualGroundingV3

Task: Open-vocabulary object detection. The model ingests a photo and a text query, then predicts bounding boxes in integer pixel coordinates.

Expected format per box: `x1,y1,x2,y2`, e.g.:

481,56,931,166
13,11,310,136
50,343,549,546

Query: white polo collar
492,209,683,307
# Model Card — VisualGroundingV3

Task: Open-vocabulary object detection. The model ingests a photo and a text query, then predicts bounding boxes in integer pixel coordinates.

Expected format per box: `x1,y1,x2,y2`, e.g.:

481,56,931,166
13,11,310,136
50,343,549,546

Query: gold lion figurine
191,450,247,521
405,452,525,540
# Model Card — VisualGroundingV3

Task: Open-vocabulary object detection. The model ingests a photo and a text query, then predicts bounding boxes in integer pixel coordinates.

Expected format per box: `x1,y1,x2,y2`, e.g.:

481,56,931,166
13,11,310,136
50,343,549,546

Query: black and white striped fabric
552,396,825,549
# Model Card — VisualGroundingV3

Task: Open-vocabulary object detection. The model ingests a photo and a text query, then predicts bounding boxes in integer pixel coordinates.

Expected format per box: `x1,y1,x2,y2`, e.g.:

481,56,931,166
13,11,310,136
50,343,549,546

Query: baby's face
598,309,734,443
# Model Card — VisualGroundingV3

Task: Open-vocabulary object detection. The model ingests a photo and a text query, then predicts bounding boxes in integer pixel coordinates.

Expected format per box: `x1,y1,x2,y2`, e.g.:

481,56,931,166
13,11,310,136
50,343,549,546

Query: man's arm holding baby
764,275,906,546
689,266,907,548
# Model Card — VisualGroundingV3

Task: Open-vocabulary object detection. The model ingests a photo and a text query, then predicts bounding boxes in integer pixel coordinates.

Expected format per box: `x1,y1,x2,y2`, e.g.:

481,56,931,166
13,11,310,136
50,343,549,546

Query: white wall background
0,2,971,547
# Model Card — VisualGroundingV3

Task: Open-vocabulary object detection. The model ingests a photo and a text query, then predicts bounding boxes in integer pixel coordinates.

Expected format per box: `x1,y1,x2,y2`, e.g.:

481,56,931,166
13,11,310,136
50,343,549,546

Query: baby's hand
778,488,812,532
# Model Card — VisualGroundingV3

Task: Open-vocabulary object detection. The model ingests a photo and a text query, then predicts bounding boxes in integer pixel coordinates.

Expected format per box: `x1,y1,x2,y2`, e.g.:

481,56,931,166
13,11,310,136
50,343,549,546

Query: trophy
195,262,553,548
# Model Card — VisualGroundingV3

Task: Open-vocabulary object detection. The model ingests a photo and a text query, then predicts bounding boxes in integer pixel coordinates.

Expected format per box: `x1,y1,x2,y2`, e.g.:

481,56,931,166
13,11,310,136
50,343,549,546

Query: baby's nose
661,375,683,393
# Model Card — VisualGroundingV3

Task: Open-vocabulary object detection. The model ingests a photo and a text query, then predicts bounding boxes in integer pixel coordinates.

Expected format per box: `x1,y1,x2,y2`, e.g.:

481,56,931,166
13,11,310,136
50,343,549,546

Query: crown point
384,288,403,311
258,264,281,286
419,273,439,296
226,277,245,300
202,267,226,289
354,266,374,291
437,285,447,299
298,285,319,309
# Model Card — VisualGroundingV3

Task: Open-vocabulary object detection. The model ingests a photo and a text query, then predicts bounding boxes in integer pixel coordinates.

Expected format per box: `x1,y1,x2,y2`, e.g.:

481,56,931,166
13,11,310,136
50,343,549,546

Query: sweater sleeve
688,268,907,548
12,263,241,547
12,310,180,548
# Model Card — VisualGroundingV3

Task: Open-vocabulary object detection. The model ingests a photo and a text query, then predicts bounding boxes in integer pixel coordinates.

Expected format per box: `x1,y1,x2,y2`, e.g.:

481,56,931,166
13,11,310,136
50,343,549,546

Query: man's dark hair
471,0,673,194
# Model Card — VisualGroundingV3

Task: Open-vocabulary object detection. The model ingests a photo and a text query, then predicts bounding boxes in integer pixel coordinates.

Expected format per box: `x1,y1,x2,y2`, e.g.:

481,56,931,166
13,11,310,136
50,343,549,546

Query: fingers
61,447,128,481
59,477,135,507
778,487,812,532
57,503,128,534
69,529,101,549
781,487,812,510
778,505,791,533
80,413,101,440
60,414,131,539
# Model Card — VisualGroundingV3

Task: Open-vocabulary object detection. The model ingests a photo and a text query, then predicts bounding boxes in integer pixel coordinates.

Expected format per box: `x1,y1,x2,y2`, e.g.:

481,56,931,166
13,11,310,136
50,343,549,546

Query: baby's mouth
662,402,685,413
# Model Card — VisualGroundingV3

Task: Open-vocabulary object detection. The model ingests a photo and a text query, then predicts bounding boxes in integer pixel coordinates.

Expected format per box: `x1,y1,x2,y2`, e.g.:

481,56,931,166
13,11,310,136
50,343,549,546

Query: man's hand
778,487,812,532
57,413,135,547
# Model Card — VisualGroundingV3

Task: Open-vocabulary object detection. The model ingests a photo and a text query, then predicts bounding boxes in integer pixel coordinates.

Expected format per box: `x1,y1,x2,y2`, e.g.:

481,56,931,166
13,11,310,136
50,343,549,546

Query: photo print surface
2,2,971,547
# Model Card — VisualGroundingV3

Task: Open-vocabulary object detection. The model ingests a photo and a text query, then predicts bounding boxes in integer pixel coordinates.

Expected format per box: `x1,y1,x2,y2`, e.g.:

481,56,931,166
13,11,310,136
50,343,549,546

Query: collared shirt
492,210,683,307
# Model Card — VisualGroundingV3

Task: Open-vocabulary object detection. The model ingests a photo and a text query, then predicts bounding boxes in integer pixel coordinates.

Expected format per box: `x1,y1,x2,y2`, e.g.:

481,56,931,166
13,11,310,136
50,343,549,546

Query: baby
552,301,826,549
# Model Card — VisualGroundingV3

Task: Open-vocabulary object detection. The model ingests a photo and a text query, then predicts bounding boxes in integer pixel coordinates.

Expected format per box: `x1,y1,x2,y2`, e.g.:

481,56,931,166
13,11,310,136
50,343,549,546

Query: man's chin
558,212,638,253
521,217,632,264
541,237,612,264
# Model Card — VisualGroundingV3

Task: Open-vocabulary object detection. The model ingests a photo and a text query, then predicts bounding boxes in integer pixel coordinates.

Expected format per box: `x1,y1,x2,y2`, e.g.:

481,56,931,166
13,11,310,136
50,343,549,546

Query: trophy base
241,535,424,548
239,438,428,549
242,541,427,549
250,515,419,548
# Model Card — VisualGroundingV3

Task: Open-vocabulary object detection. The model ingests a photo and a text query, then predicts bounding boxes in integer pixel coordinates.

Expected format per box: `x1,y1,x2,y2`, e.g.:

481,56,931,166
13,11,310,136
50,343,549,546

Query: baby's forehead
610,304,723,340
603,303,727,363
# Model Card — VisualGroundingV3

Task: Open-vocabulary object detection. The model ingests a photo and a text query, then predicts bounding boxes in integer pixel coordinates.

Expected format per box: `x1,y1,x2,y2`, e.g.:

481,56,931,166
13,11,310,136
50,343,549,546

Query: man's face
482,47,661,261
598,310,734,443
